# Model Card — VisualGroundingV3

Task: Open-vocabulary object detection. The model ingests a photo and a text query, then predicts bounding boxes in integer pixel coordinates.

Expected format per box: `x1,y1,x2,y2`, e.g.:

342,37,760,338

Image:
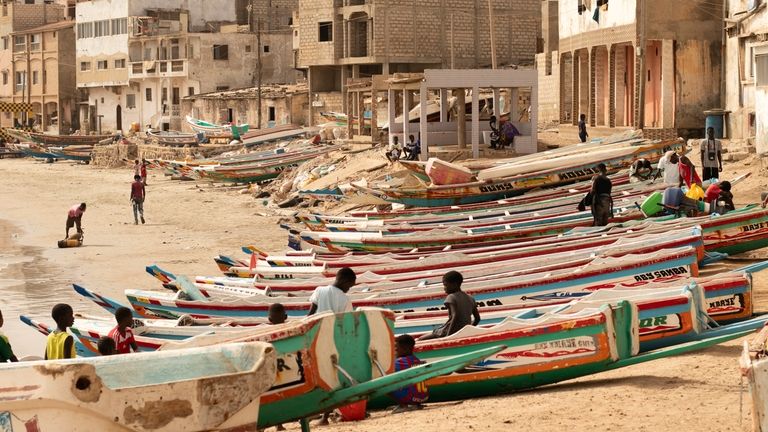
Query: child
419,271,480,341
705,180,735,214
390,334,428,413
578,113,588,143
131,174,146,225
0,309,18,362
108,307,138,354
268,303,288,325
97,336,116,356
45,303,75,360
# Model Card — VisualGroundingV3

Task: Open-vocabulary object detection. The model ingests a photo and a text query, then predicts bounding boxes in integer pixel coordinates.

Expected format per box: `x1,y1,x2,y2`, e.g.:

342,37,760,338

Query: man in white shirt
307,267,356,315
700,127,722,182
654,150,680,186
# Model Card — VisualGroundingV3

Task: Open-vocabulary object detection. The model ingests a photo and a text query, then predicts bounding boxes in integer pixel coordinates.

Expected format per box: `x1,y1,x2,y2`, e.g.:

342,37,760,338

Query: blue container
704,110,725,138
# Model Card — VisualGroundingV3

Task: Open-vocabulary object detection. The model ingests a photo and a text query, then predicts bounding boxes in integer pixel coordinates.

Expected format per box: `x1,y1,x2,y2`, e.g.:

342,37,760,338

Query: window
264,45,270,53
13,35,25,51
161,87,167,102
77,22,93,39
757,54,768,87
97,60,108,70
2,72,7,85
170,38,180,59
216,85,229,91
15,71,25,91
2,37,8,50
172,87,180,104
318,22,332,42
111,18,127,35
32,70,38,85
80,61,91,71
245,45,251,53
268,106,275,122
188,86,194,96
43,70,46,85
213,44,228,60
126,94,136,109
145,87,152,101
143,47,153,60
30,34,40,50
114,59,126,68
94,20,110,37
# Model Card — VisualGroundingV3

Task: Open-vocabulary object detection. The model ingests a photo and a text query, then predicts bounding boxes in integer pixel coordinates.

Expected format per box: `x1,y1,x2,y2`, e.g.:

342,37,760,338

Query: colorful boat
185,115,249,140
739,323,768,432
197,146,339,184
16,142,58,159
48,145,93,163
6,129,112,146
147,130,199,147
0,341,277,431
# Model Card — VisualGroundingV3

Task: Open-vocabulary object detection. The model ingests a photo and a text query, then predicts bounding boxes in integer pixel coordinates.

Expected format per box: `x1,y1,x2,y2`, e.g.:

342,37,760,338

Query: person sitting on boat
387,136,402,163
268,303,288,325
404,135,421,161
307,267,356,316
419,271,480,341
65,202,86,239
389,334,428,413
705,181,735,214
45,303,75,360
97,336,116,356
109,307,139,354
0,308,18,362
588,163,612,227
629,158,653,183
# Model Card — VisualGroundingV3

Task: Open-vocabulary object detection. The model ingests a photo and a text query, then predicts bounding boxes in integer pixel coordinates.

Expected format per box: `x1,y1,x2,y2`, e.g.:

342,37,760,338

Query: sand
0,148,765,431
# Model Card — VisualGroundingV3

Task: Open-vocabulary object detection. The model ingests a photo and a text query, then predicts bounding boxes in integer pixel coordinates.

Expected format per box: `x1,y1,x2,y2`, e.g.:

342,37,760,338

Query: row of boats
7,133,768,431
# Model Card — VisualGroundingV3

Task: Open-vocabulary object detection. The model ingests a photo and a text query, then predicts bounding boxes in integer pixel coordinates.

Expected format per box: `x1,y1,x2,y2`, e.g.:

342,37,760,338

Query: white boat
741,324,768,431
0,342,276,431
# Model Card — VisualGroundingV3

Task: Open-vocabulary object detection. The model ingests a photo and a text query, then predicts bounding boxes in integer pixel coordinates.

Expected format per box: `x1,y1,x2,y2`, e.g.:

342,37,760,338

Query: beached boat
6,129,112,146
48,145,93,163
16,142,58,159
239,124,309,146
0,341,276,431
197,146,339,184
355,139,683,207
740,323,768,431
147,130,199,147
185,115,249,139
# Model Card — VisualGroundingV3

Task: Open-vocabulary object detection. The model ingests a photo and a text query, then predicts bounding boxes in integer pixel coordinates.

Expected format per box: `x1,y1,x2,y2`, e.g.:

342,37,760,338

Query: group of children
1,266,482,416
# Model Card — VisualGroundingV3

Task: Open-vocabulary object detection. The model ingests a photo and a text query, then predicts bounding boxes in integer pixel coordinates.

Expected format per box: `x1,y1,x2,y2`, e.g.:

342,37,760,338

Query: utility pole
488,0,496,69
450,13,455,69
257,17,262,129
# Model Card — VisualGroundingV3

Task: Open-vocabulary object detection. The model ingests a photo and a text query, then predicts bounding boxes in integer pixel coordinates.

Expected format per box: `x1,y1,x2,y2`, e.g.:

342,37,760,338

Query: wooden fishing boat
355,139,683,206
48,145,93,162
147,130,199,147
0,341,277,431
239,124,308,147
185,115,249,139
9,129,112,146
197,146,339,184
16,142,58,159
740,323,768,432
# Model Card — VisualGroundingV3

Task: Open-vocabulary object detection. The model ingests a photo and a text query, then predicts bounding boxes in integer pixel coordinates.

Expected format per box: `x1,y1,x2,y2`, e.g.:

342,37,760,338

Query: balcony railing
128,60,187,78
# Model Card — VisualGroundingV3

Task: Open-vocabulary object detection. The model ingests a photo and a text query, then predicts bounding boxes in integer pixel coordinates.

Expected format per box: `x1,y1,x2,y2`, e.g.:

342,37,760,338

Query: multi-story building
76,0,298,133
0,0,73,132
537,0,723,139
294,0,541,125
724,0,768,155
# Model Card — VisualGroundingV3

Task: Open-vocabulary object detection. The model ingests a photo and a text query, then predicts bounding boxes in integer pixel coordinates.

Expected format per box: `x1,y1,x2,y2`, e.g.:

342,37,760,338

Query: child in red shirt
108,307,138,354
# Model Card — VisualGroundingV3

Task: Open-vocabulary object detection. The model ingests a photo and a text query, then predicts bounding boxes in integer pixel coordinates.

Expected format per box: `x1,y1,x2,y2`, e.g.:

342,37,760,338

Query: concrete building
0,0,71,130
76,0,298,134
294,0,541,125
181,83,308,131
536,0,723,139
724,0,768,155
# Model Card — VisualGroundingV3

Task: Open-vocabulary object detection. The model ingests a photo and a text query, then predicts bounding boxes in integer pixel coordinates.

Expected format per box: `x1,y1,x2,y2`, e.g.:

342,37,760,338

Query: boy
268,303,288,325
307,267,356,316
700,126,722,182
0,309,18,362
45,303,75,360
140,158,149,185
97,336,116,356
629,159,653,183
705,181,735,214
386,136,402,163
590,163,613,227
65,202,86,238
578,113,588,143
131,174,146,225
108,306,138,354
390,334,428,413
419,271,480,341
678,156,703,188
654,151,680,186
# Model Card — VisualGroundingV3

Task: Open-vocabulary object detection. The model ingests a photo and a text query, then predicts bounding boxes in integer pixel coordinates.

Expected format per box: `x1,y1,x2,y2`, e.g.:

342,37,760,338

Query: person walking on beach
140,158,149,185
590,163,613,227
108,307,138,354
0,309,18,362
133,159,141,177
578,113,588,143
307,267,355,316
131,174,146,225
700,127,722,182
45,303,75,360
65,203,86,238
419,271,480,341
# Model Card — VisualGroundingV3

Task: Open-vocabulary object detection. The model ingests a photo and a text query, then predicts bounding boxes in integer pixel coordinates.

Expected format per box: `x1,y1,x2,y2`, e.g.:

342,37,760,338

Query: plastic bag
685,183,705,201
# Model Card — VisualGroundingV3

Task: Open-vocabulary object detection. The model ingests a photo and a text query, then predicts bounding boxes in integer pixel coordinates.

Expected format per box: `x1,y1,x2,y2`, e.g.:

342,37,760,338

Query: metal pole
488,0,496,69
450,13,455,69
257,17,262,129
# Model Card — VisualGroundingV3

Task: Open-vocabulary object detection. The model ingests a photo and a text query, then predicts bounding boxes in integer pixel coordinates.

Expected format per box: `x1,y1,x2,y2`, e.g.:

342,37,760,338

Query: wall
75,0,130,88
674,39,720,131
559,0,636,39
181,91,308,131
536,51,559,126
126,0,239,31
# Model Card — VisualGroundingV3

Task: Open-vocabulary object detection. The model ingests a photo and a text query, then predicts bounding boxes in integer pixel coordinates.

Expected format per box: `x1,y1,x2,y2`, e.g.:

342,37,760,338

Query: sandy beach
0,154,765,431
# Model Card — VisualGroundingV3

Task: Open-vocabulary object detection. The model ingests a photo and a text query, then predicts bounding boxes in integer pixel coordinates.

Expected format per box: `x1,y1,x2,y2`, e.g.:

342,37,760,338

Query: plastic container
337,400,367,421
704,109,728,138
640,191,663,217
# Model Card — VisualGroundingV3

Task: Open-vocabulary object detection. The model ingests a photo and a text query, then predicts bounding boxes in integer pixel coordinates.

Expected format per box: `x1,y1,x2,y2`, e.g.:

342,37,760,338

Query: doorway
116,105,122,132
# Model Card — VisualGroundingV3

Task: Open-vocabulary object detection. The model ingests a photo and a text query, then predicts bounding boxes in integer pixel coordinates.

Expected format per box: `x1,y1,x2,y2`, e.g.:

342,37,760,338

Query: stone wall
91,142,239,167
536,51,560,126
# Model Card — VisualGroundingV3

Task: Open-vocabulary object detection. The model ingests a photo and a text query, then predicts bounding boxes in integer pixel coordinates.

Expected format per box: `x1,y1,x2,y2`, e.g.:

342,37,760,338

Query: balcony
128,60,187,79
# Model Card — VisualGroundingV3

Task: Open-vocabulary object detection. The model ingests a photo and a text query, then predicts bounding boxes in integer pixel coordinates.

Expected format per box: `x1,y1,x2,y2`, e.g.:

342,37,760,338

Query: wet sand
0,157,765,431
